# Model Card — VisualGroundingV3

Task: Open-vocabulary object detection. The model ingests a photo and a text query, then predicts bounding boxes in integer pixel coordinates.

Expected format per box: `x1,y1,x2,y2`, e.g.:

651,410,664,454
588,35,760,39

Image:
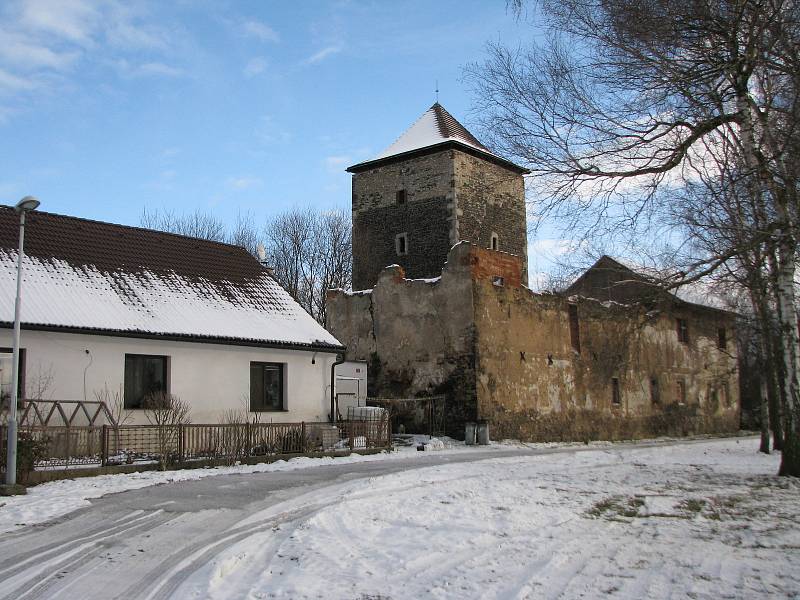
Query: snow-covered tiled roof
0,207,343,350
347,103,528,174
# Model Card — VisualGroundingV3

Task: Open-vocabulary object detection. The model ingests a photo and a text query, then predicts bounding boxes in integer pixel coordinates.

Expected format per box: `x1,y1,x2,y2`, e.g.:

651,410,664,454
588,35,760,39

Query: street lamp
4,196,39,489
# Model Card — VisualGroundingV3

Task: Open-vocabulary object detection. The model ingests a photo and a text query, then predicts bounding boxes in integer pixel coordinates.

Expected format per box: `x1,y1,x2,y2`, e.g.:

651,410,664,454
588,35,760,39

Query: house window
568,304,581,353
717,327,727,350
396,189,406,204
395,232,408,256
676,318,689,344
611,377,621,406
250,362,285,411
490,232,499,251
0,348,25,407
492,275,504,287
676,379,687,404
650,377,660,404
124,354,168,409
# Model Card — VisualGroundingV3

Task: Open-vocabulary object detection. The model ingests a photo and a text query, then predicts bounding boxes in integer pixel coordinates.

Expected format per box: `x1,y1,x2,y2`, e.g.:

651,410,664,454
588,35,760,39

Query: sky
0,0,567,284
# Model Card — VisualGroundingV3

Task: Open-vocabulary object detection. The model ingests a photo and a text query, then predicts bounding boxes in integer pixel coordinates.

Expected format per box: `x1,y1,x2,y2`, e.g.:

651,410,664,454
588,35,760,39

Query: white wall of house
0,328,340,425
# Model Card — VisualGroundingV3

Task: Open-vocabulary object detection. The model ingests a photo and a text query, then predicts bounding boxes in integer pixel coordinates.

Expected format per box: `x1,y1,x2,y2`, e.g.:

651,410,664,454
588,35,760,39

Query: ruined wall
453,151,528,285
327,243,479,436
474,267,741,441
351,150,455,289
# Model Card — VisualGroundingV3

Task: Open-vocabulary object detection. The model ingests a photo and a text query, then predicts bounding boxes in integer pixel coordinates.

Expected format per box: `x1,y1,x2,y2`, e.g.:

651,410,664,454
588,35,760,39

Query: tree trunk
774,239,800,476
759,377,771,454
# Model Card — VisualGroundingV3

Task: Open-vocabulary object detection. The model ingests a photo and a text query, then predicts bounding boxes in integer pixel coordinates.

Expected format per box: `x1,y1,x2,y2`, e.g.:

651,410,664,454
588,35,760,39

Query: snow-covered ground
0,435,489,534
170,437,799,599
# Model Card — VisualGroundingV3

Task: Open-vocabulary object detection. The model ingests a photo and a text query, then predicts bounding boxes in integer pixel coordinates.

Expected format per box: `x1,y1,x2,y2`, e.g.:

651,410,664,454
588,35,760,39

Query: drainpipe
330,353,345,423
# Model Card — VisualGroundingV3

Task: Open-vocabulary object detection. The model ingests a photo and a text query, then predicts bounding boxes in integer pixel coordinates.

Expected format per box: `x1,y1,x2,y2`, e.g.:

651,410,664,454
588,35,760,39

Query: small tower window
650,377,660,404
676,379,687,404
611,378,621,406
717,327,727,349
395,232,408,256
396,189,406,205
676,318,689,344
490,232,499,251
568,304,580,353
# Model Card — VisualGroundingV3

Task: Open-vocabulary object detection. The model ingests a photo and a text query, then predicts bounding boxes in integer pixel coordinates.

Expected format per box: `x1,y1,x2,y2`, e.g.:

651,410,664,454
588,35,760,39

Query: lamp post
4,196,40,489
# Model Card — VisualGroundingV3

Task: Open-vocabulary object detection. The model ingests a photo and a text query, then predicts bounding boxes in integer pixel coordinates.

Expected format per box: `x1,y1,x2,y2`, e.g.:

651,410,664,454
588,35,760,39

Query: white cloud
0,29,78,70
243,57,267,77
242,19,279,43
135,62,183,78
0,67,35,93
303,45,342,65
227,176,263,190
18,0,99,45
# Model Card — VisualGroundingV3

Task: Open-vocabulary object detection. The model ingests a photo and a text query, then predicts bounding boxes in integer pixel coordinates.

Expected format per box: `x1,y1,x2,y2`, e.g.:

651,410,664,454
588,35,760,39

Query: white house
0,206,345,425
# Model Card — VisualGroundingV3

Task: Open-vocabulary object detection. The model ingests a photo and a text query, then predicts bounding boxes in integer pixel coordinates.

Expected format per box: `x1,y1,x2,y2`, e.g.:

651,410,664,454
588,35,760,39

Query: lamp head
15,196,40,213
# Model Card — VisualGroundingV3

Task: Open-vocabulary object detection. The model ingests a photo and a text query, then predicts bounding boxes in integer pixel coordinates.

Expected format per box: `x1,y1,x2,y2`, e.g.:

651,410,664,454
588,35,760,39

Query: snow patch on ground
173,438,800,599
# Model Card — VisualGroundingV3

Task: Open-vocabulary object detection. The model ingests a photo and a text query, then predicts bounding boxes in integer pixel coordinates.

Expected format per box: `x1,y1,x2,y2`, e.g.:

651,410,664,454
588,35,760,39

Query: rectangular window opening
650,377,660,404
676,379,687,404
568,304,581,353
250,362,285,411
490,232,499,251
717,327,727,350
124,354,168,409
395,232,408,256
492,275,504,287
611,377,621,406
677,318,689,344
396,189,406,204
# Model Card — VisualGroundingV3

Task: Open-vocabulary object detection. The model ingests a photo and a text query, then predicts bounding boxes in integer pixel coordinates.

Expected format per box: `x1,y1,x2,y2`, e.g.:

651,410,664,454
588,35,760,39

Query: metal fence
0,415,391,473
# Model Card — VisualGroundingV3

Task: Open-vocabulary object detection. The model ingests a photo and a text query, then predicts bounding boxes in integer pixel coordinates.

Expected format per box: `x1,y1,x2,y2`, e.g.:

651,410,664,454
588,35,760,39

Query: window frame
717,327,727,350
0,347,26,406
250,361,286,412
124,353,169,410
490,232,499,251
676,379,687,404
611,377,621,406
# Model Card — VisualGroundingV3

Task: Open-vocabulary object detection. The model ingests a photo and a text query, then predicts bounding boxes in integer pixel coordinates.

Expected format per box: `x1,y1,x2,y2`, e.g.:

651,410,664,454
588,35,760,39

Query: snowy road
0,438,797,599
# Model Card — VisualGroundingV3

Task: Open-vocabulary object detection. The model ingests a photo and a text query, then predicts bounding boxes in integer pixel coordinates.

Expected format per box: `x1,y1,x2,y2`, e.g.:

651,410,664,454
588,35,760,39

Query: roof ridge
0,205,254,254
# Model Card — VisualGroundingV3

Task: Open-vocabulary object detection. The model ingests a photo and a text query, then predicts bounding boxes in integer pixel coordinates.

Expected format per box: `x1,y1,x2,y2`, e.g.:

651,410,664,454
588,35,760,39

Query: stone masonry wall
454,151,528,285
351,150,455,289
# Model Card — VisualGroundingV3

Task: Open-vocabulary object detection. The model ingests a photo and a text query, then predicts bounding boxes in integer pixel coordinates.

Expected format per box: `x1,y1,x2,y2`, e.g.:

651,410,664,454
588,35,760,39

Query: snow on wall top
0,207,342,350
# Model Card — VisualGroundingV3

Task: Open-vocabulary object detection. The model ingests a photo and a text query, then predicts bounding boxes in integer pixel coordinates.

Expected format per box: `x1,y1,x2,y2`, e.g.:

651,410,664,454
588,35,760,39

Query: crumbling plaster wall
327,243,479,435
474,269,741,441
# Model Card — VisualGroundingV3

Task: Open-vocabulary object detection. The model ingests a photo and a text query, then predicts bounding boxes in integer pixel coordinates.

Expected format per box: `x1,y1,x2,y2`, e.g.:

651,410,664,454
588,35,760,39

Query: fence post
178,424,185,462
101,424,107,467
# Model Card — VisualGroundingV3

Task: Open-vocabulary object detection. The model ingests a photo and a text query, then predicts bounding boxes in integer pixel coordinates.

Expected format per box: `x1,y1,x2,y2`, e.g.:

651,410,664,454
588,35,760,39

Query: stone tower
347,103,529,290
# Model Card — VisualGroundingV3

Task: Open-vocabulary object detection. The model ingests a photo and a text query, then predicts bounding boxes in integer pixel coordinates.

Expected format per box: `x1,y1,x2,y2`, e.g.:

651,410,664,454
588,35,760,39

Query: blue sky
0,1,567,282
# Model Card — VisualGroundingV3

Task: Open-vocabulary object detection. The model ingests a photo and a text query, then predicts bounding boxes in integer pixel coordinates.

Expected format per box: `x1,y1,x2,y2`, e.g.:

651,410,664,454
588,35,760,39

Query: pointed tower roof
347,103,529,174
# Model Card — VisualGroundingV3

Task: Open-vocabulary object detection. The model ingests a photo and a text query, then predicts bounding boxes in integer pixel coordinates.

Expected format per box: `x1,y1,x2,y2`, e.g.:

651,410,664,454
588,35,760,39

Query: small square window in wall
490,232,499,251
492,275,504,287
676,318,689,344
396,189,406,204
124,354,168,409
250,362,285,411
611,377,621,406
395,232,408,256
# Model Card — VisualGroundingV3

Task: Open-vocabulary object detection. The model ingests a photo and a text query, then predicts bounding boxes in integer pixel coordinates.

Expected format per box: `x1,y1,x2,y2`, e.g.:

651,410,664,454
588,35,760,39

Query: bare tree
264,207,352,324
467,0,800,475
143,392,191,470
141,207,227,242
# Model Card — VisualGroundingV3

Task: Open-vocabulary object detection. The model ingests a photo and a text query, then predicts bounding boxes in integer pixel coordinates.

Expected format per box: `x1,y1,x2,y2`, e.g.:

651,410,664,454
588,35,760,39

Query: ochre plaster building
327,104,739,441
